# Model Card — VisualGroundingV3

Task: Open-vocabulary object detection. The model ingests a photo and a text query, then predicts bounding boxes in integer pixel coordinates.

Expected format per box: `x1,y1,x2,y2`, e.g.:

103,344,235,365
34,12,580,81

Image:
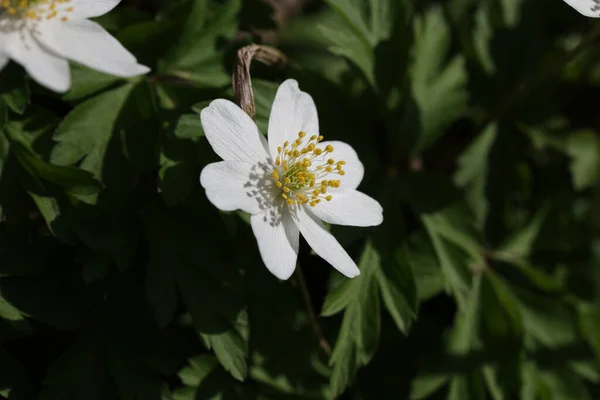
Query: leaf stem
294,266,333,357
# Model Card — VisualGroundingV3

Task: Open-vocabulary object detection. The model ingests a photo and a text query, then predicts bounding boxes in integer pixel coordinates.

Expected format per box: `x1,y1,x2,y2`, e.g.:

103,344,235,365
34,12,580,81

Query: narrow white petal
562,0,600,17
267,79,319,158
321,140,364,190
311,189,383,227
0,53,9,71
201,99,270,163
292,207,360,278
67,0,121,19
5,31,70,93
35,20,149,77
200,161,270,215
251,208,299,280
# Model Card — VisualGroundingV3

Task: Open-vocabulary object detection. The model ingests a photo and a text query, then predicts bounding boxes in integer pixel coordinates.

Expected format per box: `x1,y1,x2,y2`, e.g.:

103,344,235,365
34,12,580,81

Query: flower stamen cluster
271,131,346,207
0,0,74,22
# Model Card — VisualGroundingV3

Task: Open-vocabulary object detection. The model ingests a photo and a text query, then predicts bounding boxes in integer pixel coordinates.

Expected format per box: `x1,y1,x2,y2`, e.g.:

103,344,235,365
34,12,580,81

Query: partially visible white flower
562,0,600,17
0,0,149,93
199,79,383,280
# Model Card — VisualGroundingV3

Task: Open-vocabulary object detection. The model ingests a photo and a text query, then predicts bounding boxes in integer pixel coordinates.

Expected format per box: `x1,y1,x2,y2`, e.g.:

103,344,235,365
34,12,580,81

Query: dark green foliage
2,0,600,399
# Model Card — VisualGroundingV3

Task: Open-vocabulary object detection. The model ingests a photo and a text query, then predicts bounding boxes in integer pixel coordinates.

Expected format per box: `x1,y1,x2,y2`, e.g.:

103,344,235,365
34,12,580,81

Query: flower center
0,0,74,22
271,131,346,207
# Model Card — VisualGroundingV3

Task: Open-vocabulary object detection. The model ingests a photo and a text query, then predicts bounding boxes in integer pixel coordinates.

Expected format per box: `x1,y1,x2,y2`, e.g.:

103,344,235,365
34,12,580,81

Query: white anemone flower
562,0,600,17
0,0,149,93
199,79,383,280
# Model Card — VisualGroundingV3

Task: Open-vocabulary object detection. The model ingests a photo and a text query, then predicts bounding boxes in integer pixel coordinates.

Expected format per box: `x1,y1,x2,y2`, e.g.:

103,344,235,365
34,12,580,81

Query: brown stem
294,266,333,357
232,44,287,120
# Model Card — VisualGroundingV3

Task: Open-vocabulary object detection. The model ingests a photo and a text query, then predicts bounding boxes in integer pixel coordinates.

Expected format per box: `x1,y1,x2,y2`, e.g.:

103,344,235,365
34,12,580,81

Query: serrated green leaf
329,242,380,395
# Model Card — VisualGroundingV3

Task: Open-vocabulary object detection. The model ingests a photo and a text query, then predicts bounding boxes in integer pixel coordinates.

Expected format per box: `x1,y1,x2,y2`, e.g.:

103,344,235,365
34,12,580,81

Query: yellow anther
327,159,335,165
310,201,317,207
320,186,327,194
325,166,333,172
298,131,306,138
326,195,332,201
310,135,317,141
282,194,288,200
325,145,334,153
287,198,295,205
338,170,346,176
277,146,282,153
336,164,343,170
338,160,346,165
284,141,289,147
276,181,283,188
307,143,315,151
313,190,320,196
283,187,291,193
276,156,281,166
272,170,279,181
284,177,291,185
313,148,323,156
317,136,324,142
8,7,16,14
309,180,315,187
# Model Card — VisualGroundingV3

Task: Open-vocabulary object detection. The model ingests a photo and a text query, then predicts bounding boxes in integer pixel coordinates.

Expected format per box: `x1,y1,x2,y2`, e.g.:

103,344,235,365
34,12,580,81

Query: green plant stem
476,23,600,135
294,266,333,357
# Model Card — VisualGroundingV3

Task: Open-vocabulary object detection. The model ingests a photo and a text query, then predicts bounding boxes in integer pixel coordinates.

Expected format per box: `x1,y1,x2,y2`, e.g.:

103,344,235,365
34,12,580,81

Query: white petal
321,140,364,190
67,0,121,19
562,0,600,17
251,208,299,280
311,189,383,227
35,20,149,77
200,161,271,215
201,99,270,163
5,31,70,93
292,207,360,278
0,53,9,71
267,79,319,158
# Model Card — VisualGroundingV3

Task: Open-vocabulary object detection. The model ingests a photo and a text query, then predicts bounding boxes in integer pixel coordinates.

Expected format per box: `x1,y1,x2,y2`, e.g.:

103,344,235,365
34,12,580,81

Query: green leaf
447,274,484,400
455,124,499,227
396,5,468,155
329,242,381,395
173,114,204,139
320,0,404,86
376,244,417,334
495,206,549,261
159,0,241,86
566,131,600,191
402,172,484,304
63,64,123,101
0,63,30,114
321,278,354,317
144,208,249,380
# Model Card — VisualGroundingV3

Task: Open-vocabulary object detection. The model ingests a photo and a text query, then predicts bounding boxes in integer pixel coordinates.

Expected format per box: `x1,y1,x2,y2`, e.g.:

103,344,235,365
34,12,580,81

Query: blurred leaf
566,131,600,191
496,206,549,261
173,114,204,139
455,125,498,227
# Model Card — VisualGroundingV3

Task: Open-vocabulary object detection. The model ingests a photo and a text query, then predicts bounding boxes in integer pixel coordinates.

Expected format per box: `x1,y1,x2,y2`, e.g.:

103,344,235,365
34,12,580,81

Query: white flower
199,79,383,280
0,0,149,93
562,0,600,17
